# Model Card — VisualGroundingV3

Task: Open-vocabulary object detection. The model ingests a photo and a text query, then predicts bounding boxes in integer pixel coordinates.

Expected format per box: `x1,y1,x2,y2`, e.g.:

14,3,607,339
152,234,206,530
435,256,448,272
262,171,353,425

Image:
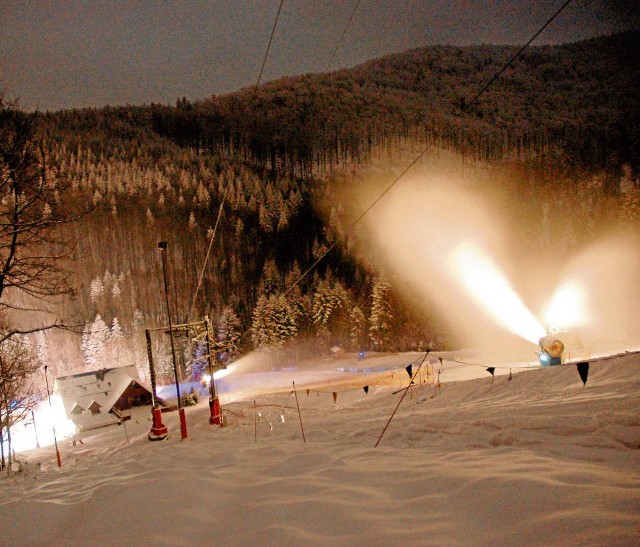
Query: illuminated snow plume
450,242,546,344
203,365,233,385
546,234,640,347
336,152,640,353
9,395,76,452
357,171,539,348
543,280,590,331
221,351,274,375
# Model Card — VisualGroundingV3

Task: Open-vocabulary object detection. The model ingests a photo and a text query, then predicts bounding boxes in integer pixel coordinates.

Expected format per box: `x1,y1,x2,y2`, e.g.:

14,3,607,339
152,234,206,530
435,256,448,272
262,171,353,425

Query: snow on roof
54,365,151,423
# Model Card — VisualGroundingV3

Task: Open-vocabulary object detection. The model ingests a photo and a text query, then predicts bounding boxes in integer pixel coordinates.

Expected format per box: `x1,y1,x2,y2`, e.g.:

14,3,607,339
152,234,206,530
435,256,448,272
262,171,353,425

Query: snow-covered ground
1,350,639,546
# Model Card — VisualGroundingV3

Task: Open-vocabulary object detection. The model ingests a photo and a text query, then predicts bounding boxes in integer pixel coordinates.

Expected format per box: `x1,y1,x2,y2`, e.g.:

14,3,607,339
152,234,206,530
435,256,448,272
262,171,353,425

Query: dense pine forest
5,31,639,382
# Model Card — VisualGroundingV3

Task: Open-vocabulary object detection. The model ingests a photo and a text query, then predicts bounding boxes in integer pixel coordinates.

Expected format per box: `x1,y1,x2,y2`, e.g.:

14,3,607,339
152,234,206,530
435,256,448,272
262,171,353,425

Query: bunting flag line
333,392,337,403
375,350,430,448
363,385,369,394
405,364,413,379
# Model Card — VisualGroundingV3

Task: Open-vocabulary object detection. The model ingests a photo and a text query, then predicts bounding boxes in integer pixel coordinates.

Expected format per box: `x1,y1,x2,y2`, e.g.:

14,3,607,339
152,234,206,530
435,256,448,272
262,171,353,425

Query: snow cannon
538,333,564,366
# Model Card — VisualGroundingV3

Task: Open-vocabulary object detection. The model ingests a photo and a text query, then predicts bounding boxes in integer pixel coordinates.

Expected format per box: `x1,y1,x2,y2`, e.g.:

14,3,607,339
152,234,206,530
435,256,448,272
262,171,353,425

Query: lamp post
43,365,61,467
31,409,40,448
205,316,223,426
158,241,188,440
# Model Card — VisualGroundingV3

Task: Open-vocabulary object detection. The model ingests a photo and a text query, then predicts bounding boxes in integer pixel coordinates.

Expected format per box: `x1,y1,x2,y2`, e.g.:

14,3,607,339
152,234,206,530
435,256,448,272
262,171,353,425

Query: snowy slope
1,353,638,546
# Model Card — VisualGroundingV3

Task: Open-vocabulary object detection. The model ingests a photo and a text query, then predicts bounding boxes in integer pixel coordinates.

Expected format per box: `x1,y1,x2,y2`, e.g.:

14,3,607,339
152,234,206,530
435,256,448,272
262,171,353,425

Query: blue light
539,351,562,366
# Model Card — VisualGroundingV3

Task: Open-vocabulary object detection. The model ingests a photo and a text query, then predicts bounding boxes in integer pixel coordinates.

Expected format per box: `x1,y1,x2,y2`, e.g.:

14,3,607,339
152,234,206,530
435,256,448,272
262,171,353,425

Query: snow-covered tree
312,276,350,344
109,317,125,365
349,305,367,351
34,330,49,368
217,306,241,361
89,277,104,302
251,294,297,351
132,309,145,330
251,295,271,350
270,295,298,348
81,314,110,370
369,278,394,352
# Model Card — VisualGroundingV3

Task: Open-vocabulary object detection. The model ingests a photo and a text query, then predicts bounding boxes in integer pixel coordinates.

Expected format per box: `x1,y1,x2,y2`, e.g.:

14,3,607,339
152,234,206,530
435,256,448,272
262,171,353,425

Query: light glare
214,366,232,380
450,242,546,344
544,281,589,330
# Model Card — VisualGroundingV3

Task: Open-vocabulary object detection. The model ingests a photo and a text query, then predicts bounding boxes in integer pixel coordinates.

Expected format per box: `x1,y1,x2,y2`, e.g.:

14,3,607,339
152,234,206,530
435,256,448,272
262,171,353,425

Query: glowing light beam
544,280,589,330
450,242,546,344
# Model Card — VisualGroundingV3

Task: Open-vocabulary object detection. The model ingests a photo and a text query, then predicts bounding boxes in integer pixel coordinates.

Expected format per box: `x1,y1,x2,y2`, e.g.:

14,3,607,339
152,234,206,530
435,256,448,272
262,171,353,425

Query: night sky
1,0,638,111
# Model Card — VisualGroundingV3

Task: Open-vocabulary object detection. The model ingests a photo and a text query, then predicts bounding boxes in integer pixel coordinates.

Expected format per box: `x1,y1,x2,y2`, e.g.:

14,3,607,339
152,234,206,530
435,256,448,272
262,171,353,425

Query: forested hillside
19,31,639,379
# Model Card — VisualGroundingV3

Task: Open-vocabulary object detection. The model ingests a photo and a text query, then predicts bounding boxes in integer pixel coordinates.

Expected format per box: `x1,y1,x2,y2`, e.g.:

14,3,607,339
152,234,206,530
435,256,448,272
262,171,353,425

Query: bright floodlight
544,280,589,330
450,242,546,344
10,395,76,451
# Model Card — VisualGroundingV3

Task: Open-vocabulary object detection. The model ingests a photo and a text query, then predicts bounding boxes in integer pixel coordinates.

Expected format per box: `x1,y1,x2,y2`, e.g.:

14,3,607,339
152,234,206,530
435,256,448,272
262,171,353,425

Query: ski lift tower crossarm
144,317,227,431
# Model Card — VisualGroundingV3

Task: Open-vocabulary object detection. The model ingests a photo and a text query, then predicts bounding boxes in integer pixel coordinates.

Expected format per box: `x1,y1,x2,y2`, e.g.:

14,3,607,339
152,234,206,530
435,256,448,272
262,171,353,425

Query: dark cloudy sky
1,0,638,111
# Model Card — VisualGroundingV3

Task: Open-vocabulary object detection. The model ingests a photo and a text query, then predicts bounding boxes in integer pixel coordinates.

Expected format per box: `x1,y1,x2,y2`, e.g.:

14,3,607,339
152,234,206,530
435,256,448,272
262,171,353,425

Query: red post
209,396,223,426
148,406,168,441
179,408,188,440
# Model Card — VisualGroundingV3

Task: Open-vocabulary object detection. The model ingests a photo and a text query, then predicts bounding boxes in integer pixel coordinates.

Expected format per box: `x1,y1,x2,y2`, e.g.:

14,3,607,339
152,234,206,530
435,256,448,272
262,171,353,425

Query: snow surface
1,351,639,546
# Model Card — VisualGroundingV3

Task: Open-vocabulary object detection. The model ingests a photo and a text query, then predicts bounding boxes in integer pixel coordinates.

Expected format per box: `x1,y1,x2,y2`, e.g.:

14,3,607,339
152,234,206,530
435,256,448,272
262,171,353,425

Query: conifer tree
217,306,241,360
110,317,124,365
349,305,367,351
260,258,280,296
250,295,271,350
369,278,394,352
81,314,109,370
312,276,350,344
251,294,297,351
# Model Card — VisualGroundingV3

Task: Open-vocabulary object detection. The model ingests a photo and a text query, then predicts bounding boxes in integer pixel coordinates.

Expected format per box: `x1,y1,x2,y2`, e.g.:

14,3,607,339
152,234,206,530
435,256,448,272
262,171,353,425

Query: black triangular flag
405,364,413,379
576,362,589,385
363,385,369,394
486,367,495,376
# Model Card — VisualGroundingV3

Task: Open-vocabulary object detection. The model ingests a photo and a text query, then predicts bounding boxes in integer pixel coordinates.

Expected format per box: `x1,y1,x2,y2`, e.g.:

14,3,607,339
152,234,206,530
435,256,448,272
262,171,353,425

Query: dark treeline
28,31,639,375
50,31,639,176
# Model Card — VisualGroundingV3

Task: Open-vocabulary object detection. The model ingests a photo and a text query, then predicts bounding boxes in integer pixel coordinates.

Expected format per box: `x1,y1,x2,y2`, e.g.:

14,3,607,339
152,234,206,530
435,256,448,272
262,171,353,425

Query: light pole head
158,241,168,251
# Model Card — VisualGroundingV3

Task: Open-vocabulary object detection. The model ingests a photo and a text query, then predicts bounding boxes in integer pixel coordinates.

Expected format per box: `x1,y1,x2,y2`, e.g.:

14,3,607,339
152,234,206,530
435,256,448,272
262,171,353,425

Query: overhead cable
283,0,574,296
326,0,362,71
257,0,286,88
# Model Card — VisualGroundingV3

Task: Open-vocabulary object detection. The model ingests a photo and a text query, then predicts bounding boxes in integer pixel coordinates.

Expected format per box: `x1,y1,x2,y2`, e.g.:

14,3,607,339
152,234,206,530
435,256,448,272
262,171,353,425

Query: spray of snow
338,151,640,351
450,241,546,344
9,394,76,452
543,280,589,331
